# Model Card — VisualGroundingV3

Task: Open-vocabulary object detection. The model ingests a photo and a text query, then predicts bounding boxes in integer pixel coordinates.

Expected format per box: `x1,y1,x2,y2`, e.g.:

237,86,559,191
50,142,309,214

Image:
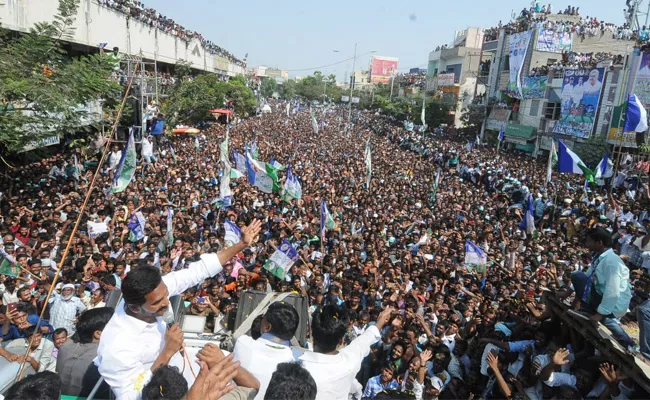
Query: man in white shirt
140,135,157,171
233,301,300,400
96,220,261,400
295,305,393,400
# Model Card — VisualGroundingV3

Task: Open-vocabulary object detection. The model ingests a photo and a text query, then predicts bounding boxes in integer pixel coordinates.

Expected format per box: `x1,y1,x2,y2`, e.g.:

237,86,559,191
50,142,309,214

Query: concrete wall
0,0,245,76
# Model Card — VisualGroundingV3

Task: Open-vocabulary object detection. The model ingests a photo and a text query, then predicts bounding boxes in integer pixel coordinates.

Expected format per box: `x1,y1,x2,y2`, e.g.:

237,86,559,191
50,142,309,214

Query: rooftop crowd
96,0,245,67
482,3,646,45
0,102,649,399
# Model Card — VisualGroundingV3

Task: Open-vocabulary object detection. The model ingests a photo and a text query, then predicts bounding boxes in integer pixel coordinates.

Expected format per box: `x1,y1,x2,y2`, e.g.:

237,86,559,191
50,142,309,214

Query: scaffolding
118,53,161,141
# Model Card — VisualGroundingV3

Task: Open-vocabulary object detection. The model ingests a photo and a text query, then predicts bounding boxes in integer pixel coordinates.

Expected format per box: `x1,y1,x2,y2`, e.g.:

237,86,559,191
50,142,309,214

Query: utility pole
390,74,395,100
348,42,357,126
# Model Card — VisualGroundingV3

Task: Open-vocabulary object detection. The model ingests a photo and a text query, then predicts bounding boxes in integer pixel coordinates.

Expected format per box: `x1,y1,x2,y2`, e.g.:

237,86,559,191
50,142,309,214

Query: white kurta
233,336,295,400
297,325,381,400
95,253,222,400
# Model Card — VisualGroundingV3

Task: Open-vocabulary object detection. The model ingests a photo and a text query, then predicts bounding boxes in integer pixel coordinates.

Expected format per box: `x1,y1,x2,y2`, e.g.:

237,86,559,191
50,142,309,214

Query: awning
210,109,233,117
505,123,535,139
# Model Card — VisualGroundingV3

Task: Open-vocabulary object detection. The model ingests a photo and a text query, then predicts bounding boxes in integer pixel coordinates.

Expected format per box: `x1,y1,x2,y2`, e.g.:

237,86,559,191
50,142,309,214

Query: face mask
41,258,51,267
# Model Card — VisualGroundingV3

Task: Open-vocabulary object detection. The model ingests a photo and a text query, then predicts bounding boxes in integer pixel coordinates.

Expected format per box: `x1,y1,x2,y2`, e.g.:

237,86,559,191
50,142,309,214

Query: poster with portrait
552,68,605,138
536,29,573,53
634,52,650,114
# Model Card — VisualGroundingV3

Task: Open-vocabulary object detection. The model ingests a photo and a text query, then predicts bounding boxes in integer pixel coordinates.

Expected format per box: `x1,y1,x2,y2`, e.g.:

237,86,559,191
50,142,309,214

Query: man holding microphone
96,220,261,399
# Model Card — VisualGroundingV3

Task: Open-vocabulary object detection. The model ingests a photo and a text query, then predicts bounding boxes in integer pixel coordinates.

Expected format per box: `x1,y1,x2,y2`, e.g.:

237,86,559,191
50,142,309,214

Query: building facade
426,27,488,127
0,0,246,76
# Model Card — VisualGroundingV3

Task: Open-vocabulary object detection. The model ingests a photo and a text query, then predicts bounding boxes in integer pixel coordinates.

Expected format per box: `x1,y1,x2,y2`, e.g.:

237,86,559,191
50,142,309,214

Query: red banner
370,57,398,84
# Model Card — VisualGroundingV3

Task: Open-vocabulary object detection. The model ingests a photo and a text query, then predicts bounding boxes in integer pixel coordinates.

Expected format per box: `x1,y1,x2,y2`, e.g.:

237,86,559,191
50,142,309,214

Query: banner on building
506,76,547,99
552,68,605,138
507,31,533,98
437,73,455,87
536,29,573,53
370,56,399,84
486,109,511,130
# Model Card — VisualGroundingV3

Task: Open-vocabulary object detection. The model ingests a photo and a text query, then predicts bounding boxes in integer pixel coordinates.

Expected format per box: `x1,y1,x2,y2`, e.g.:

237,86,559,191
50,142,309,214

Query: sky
151,0,624,82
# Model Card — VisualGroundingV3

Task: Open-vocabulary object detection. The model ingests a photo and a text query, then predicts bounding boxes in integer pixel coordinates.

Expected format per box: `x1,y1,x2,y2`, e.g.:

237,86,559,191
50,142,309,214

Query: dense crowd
0,102,649,400
482,3,646,45
96,0,245,66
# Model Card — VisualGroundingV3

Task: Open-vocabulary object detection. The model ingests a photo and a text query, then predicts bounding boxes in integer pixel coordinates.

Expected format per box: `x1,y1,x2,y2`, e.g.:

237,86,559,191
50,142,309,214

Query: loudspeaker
168,295,186,326
234,290,309,345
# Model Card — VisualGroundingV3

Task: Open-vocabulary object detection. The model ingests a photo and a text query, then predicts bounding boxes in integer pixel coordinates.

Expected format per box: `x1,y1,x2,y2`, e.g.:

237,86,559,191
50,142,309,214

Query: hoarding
437,73,455,87
536,29,572,53
633,52,650,122
486,109,511,130
507,31,533,98
370,56,399,84
506,76,548,99
552,68,605,138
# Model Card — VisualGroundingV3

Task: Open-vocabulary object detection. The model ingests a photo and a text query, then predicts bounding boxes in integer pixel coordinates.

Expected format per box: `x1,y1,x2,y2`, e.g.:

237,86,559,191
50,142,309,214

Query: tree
260,77,277,98
0,0,122,152
279,79,297,100
163,74,256,127
459,103,487,133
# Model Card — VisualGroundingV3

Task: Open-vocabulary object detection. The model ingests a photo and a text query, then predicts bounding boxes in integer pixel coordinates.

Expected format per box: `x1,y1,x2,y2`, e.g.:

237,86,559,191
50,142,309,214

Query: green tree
0,0,122,152
279,79,297,100
260,77,277,98
163,74,256,127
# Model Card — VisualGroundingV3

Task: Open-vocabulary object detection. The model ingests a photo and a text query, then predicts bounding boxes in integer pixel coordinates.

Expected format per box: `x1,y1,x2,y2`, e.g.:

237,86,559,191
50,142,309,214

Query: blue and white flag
498,125,505,142
464,240,487,266
169,143,177,164
224,220,242,247
557,140,595,182
310,107,319,135
233,150,247,173
166,207,174,247
519,193,536,235
246,152,279,193
250,141,259,160
595,153,614,180
269,158,285,171
283,165,302,200
624,94,649,133
219,159,233,207
109,127,136,195
320,200,335,242
263,239,299,280
127,211,146,241
364,139,372,189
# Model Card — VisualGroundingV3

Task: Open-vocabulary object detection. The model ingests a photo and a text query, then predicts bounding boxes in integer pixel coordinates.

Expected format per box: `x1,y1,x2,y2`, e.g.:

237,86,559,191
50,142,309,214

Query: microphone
162,310,185,357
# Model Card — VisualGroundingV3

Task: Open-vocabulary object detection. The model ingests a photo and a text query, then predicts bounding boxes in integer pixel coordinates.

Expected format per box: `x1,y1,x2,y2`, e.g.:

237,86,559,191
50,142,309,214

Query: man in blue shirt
363,365,398,398
148,113,165,150
572,228,634,348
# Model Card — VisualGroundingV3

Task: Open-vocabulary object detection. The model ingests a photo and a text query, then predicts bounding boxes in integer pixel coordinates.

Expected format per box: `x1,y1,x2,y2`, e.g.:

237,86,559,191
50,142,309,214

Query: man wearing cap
46,283,86,336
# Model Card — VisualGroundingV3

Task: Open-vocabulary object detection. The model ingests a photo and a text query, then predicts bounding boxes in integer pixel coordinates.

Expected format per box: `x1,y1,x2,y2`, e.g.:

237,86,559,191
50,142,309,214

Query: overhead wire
15,55,141,382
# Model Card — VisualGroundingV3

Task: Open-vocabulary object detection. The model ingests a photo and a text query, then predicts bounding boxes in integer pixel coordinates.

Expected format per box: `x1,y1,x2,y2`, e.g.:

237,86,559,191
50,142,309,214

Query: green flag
109,128,136,194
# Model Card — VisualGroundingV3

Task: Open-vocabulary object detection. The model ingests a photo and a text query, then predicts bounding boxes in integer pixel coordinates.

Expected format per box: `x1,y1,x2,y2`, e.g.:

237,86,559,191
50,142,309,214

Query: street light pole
348,42,357,127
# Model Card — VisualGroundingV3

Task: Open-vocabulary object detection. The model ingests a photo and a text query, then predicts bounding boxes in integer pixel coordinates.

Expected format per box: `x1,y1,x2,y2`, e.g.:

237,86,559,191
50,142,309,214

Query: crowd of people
0,101,649,400
482,3,648,46
96,0,245,66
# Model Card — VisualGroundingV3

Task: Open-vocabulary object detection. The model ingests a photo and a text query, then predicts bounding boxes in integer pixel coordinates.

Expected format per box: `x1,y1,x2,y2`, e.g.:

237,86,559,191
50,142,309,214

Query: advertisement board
370,56,399,84
633,52,650,124
552,68,605,138
486,109,511,131
437,73,455,87
536,29,573,53
507,31,533,98
506,76,547,99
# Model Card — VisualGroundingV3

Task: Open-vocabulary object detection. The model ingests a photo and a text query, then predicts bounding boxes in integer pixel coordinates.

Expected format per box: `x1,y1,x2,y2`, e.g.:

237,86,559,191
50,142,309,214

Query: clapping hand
242,220,262,246
185,355,239,400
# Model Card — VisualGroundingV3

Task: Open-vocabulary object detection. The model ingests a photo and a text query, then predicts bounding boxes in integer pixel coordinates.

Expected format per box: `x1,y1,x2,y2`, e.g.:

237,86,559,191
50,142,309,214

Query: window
530,100,540,117
544,102,561,120
503,55,510,71
546,58,557,65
